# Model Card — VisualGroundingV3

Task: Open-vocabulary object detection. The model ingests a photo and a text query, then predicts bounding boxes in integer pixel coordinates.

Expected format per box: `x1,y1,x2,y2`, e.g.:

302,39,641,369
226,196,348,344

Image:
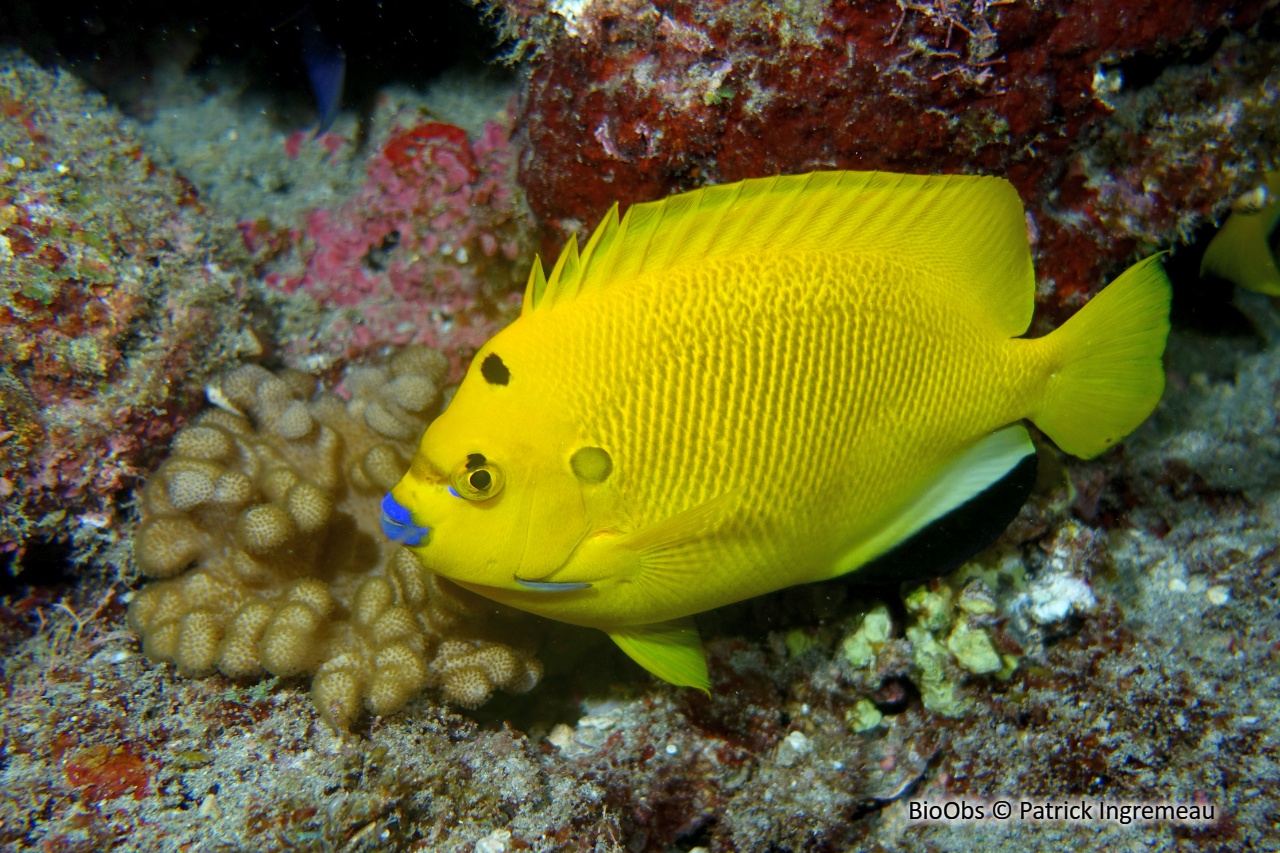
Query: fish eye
451,455,503,501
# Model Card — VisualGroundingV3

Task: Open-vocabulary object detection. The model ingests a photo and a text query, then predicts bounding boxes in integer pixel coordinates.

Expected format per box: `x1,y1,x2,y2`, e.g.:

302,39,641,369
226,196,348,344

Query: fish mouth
380,493,431,546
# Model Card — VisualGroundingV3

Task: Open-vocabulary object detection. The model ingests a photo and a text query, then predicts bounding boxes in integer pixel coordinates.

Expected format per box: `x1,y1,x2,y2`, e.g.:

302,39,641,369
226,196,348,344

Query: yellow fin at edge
608,616,710,692
525,170,1035,336
1200,171,1280,295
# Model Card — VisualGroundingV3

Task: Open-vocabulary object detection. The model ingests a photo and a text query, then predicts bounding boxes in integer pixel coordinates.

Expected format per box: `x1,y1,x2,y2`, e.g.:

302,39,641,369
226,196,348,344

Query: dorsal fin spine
545,233,581,307
523,256,548,314
578,203,619,269
686,179,748,259
576,203,620,298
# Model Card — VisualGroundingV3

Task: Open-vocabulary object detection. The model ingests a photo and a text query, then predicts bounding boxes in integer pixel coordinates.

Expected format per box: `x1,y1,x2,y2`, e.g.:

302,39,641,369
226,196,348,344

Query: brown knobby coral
127,347,542,728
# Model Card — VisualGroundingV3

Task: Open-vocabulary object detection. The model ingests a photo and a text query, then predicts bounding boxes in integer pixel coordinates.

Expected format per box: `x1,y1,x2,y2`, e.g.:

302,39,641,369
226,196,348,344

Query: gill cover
389,327,599,590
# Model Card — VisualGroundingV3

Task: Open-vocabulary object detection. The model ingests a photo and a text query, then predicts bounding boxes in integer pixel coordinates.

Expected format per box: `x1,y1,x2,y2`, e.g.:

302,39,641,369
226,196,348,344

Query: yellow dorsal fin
576,202,621,285
522,256,548,315
525,204,623,313
526,170,1036,336
544,232,582,307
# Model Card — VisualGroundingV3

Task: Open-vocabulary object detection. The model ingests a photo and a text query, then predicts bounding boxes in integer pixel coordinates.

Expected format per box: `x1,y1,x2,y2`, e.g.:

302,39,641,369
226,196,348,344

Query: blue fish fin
301,15,345,136
825,424,1036,581
608,617,709,691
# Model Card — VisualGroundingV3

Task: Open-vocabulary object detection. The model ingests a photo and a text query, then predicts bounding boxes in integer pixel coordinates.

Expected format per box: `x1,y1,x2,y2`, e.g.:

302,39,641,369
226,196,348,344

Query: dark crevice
0,0,503,123
1165,223,1259,338
0,537,76,591
1109,25,1230,94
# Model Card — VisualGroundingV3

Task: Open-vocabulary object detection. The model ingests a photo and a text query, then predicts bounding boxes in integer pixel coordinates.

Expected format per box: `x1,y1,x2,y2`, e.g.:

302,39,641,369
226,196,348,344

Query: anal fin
856,435,1038,585
830,424,1037,580
608,617,710,692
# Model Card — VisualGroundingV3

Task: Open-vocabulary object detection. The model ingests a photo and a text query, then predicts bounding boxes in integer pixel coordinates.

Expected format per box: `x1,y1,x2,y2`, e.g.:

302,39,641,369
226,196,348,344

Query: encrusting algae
127,347,541,729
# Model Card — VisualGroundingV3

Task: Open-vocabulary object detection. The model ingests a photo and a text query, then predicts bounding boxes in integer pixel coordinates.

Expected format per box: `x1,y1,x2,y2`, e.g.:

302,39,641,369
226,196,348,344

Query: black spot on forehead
466,453,487,470
481,353,510,385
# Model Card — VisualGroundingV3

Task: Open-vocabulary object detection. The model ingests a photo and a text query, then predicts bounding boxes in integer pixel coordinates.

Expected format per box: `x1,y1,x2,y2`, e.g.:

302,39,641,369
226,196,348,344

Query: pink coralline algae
262,119,532,376
503,0,1271,315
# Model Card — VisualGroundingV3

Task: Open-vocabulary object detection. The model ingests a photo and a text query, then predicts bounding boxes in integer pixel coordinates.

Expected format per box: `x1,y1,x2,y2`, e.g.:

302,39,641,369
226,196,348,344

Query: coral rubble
0,51,260,568
127,351,542,728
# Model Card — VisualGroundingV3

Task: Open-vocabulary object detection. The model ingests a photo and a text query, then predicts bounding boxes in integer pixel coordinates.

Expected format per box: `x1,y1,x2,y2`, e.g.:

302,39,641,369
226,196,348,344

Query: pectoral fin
608,617,710,692
622,488,742,592
519,490,741,590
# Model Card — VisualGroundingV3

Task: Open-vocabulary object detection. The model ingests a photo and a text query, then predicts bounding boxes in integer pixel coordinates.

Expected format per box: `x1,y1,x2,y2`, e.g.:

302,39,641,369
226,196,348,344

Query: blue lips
380,493,431,546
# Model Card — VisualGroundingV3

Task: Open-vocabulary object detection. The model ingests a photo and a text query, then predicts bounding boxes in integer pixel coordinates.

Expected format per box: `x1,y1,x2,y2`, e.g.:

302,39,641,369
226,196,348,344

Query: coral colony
129,352,542,728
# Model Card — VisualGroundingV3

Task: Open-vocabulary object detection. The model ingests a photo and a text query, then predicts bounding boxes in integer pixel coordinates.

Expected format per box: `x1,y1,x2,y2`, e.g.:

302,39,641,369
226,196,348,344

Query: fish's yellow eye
451,453,503,501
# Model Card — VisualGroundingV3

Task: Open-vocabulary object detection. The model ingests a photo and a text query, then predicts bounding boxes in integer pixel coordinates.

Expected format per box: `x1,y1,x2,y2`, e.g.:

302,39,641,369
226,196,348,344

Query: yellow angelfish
382,171,1171,690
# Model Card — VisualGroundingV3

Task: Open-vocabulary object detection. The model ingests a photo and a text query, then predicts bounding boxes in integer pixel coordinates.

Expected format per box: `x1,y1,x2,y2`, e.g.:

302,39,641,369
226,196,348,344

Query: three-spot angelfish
381,170,1171,690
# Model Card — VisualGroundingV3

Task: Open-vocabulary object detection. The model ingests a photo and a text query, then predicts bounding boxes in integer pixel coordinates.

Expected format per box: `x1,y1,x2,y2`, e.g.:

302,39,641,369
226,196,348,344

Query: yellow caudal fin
1032,255,1172,459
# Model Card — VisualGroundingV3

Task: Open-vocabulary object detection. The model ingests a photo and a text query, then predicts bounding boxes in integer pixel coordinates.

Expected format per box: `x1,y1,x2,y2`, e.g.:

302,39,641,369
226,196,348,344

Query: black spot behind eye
469,469,492,490
466,453,486,470
481,353,510,385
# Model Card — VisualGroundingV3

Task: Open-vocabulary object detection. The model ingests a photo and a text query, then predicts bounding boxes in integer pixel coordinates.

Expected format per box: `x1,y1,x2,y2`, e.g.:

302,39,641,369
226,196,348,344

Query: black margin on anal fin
852,448,1039,588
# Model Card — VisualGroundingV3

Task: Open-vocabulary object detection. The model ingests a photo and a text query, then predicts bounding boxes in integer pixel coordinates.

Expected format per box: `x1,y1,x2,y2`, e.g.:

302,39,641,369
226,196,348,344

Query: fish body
385,171,1171,689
